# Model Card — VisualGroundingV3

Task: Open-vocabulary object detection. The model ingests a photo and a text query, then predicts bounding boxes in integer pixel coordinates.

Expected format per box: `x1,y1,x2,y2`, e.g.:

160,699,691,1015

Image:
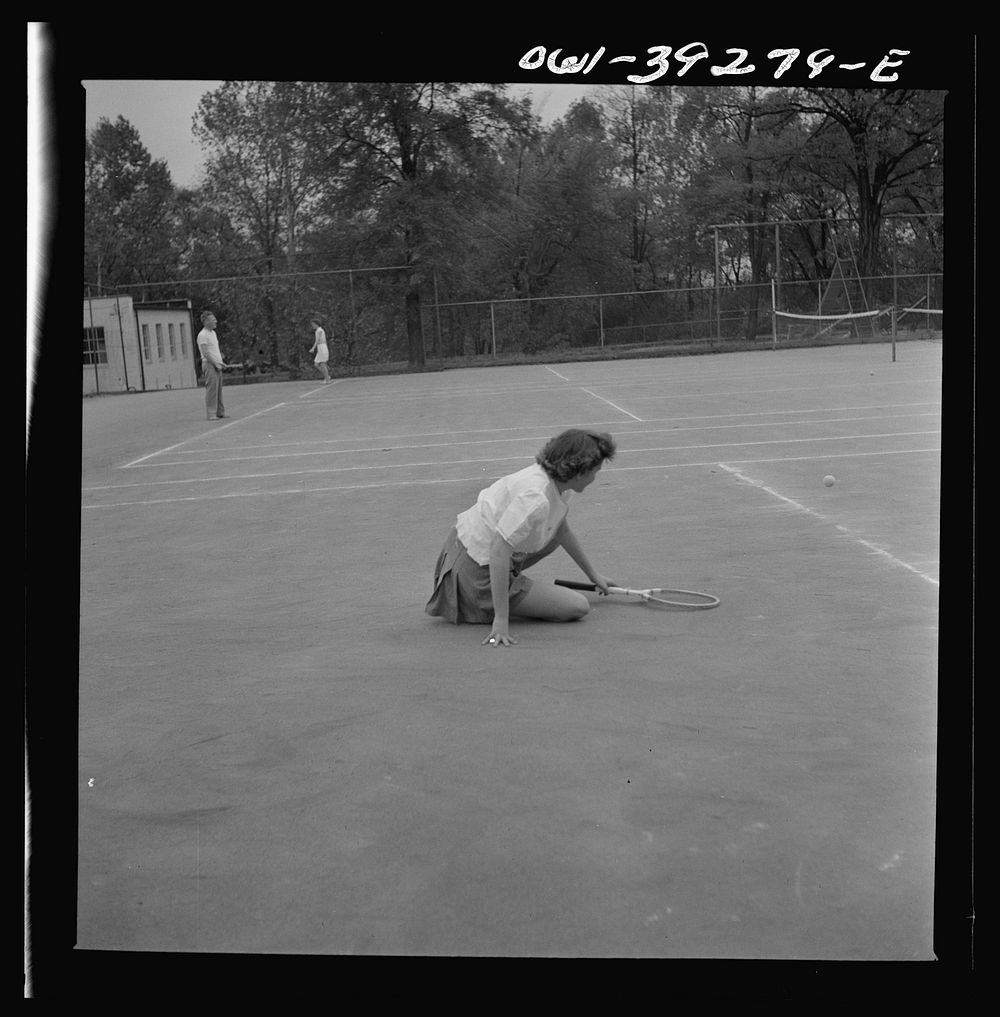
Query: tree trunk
405,284,425,369
262,292,281,365
851,133,882,281
744,222,767,342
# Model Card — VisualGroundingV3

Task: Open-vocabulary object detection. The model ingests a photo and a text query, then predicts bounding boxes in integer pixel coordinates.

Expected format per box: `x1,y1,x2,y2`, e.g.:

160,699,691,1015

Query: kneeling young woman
425,428,617,647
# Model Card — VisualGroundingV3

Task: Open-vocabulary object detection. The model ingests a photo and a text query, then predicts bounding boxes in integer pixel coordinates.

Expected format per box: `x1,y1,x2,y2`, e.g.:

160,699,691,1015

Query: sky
82,81,596,190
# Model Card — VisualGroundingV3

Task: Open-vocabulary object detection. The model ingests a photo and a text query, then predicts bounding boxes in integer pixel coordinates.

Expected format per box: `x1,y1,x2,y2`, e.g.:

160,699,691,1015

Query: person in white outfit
309,318,331,383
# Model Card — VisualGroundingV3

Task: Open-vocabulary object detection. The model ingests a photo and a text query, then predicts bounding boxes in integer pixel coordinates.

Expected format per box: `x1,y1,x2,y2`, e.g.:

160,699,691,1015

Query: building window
179,322,188,358
83,327,108,365
141,324,152,362
168,323,177,360
155,324,165,361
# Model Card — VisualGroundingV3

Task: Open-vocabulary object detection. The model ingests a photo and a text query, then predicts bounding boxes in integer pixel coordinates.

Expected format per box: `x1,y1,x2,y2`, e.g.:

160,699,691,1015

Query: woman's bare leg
511,582,589,622
509,521,591,620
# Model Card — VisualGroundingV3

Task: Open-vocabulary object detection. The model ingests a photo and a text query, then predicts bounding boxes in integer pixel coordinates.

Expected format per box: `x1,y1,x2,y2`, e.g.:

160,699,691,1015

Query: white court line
83,473,528,507
147,401,941,457
609,447,941,472
291,375,939,409
299,378,348,398
717,462,939,586
121,402,287,468
544,365,571,381
542,354,939,386
128,412,942,468
88,454,534,490
83,447,940,507
615,429,940,456
544,369,940,394
291,378,571,405
619,378,939,402
628,401,941,426
580,387,643,421
92,431,941,490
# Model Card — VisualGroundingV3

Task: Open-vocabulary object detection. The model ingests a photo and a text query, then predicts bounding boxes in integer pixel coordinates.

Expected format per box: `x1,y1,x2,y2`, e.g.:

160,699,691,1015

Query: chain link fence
84,215,943,385
422,269,942,361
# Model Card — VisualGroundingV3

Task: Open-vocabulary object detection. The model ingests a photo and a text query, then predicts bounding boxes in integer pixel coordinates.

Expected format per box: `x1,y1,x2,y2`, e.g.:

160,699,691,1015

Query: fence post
892,225,898,362
770,280,777,350
348,270,357,360
86,295,100,394
112,295,130,392
490,302,496,357
599,296,605,347
714,228,721,339
774,223,781,310
433,270,442,363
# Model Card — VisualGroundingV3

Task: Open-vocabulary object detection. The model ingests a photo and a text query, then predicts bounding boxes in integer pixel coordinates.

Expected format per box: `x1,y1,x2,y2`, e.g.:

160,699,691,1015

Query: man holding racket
197,310,230,421
425,429,617,647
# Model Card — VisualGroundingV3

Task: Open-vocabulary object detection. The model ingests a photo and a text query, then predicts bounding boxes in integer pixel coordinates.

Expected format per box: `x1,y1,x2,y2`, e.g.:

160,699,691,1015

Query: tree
84,116,177,292
677,87,805,340
496,99,616,297
305,82,534,368
779,88,946,278
597,84,685,292
193,81,335,367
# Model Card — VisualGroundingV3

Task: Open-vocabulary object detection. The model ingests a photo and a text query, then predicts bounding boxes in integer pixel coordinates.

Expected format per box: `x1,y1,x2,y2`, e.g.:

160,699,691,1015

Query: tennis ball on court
823,475,836,487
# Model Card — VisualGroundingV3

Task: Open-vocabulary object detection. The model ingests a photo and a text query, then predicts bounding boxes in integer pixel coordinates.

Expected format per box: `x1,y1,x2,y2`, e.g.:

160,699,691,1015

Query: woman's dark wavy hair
536,429,616,483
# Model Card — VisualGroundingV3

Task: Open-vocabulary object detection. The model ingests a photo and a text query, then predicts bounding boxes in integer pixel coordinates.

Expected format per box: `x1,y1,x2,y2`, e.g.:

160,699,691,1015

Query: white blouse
456,463,570,565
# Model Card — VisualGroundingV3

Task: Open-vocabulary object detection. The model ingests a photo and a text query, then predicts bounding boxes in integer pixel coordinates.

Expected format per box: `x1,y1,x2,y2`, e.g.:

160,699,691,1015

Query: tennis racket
222,362,246,370
555,580,720,610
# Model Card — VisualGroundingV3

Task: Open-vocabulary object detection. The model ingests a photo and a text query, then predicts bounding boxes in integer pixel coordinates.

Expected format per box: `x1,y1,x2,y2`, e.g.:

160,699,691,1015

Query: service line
83,446,940,508
132,401,940,461
128,413,940,468
94,431,941,491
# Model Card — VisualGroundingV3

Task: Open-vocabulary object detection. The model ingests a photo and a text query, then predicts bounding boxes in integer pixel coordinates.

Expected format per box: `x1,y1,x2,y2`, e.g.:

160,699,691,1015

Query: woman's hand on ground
483,628,517,647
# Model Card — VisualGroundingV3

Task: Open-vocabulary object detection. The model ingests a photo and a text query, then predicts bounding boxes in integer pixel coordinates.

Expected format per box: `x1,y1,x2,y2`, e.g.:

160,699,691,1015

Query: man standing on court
197,310,228,420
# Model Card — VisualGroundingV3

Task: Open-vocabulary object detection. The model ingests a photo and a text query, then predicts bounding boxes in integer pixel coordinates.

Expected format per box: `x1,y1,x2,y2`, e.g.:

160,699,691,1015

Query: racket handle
554,580,598,591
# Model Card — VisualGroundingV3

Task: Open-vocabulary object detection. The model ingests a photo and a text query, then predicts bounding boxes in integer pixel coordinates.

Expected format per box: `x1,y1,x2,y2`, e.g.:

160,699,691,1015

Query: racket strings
554,579,719,610
637,588,719,609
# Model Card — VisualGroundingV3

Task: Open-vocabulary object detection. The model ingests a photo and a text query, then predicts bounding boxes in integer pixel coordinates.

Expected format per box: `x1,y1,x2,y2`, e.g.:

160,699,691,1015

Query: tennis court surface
77,341,943,959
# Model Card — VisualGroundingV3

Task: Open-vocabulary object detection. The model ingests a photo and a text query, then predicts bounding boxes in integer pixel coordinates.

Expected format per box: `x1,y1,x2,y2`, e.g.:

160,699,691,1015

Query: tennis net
771,307,889,344
895,305,944,322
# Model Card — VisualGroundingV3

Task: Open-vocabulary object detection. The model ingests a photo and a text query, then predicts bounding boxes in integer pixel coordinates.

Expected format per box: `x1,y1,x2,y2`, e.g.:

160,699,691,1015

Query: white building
83,296,199,395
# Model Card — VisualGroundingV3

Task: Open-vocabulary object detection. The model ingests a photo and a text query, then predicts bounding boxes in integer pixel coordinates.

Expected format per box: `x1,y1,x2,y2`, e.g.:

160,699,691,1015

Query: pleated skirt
424,527,532,624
